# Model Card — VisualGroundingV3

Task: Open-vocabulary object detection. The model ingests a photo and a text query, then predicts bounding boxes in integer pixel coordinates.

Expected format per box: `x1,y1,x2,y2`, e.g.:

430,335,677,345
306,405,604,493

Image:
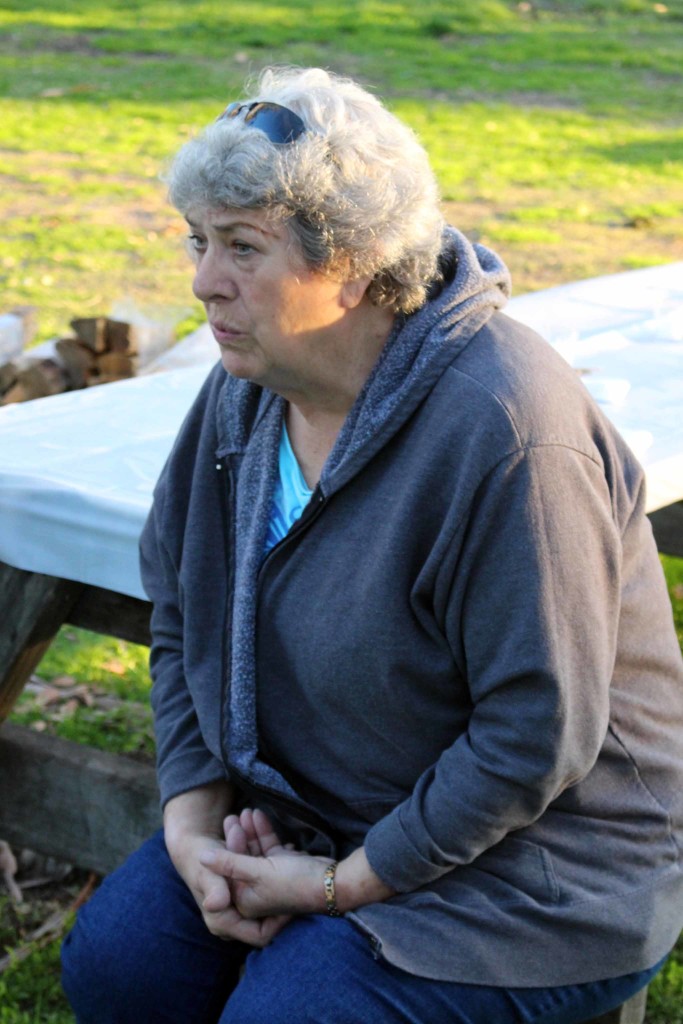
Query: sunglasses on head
217,101,307,145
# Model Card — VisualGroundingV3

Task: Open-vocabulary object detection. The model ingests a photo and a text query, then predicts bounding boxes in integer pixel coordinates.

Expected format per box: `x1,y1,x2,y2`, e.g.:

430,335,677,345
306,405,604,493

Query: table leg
0,560,82,723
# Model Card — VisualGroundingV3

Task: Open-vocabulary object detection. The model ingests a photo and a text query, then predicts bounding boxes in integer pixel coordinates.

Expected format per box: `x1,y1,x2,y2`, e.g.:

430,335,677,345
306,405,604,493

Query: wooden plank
0,561,82,723
67,585,151,647
649,500,683,560
586,986,647,1024
0,723,161,875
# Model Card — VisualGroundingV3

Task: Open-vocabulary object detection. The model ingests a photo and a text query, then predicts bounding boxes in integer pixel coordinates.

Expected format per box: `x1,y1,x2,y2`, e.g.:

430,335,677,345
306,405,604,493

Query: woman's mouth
210,323,244,343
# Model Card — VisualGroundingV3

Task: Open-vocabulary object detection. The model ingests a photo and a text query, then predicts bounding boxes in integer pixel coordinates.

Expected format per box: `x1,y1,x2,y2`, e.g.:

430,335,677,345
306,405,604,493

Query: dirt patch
442,199,683,293
0,30,180,61
0,863,99,969
0,32,104,58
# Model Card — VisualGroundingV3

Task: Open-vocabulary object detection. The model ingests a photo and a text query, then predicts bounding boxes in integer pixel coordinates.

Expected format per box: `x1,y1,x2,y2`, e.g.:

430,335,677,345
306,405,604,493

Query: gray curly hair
166,67,444,314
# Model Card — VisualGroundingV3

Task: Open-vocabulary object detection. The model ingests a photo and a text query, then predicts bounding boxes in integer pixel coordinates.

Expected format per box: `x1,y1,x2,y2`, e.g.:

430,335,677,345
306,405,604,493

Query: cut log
0,359,68,405
0,724,161,875
0,314,143,403
0,360,18,394
94,351,135,381
55,337,95,389
106,318,135,353
70,316,109,353
70,316,135,355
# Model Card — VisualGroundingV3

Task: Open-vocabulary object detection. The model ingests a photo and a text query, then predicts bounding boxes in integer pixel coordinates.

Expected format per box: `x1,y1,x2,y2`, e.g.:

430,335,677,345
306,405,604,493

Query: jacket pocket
430,837,560,908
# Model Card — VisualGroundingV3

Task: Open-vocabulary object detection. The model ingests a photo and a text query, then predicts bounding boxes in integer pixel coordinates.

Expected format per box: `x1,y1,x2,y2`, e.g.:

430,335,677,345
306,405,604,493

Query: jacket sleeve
364,442,627,891
139,451,228,810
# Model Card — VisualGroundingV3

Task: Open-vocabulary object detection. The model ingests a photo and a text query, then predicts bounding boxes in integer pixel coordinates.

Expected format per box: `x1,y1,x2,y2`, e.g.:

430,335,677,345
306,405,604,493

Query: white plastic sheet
506,262,683,511
0,363,214,598
0,262,681,599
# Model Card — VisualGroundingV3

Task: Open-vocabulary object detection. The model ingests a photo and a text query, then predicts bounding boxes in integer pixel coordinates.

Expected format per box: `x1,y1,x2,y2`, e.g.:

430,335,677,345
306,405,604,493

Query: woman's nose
192,252,236,303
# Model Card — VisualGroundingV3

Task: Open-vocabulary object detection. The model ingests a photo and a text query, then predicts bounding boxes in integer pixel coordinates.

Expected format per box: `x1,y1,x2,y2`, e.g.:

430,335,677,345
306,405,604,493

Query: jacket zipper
216,464,337,847
226,761,339,849
217,456,237,772
257,483,327,576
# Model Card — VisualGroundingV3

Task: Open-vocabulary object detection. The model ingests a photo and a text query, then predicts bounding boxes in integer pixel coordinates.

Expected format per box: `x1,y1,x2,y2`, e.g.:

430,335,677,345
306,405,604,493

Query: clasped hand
198,808,332,946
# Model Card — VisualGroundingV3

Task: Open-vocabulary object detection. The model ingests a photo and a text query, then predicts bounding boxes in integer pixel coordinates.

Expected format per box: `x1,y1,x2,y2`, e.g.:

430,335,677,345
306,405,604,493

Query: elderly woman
62,67,683,1024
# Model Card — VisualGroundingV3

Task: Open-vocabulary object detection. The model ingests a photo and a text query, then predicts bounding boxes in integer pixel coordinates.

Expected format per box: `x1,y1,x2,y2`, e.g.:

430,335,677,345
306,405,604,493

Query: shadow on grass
597,137,683,168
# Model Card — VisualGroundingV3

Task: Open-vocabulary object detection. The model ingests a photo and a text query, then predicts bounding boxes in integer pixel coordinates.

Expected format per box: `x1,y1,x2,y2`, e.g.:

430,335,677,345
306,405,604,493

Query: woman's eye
233,241,255,256
187,234,205,251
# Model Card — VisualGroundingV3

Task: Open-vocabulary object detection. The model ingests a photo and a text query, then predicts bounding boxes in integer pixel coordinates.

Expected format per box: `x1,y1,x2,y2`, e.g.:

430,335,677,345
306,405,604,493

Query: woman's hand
201,840,331,919
222,807,299,860
200,807,396,919
163,786,290,947
210,807,326,918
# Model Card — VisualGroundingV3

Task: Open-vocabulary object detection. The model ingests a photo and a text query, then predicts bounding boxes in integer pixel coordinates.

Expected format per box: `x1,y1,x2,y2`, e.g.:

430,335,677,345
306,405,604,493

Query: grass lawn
1,0,682,341
1,0,682,1020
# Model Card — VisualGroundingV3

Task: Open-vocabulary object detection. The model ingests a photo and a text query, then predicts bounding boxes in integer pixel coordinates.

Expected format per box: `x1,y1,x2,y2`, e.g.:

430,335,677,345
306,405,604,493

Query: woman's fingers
203,902,291,947
215,911,291,947
232,807,286,857
224,806,295,860
224,820,248,855
200,848,263,883
222,814,240,843
252,808,285,855
239,808,264,856
201,872,232,913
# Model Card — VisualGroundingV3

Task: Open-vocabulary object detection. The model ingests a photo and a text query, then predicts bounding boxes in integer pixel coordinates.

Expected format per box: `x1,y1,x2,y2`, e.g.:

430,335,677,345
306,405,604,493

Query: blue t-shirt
264,423,313,552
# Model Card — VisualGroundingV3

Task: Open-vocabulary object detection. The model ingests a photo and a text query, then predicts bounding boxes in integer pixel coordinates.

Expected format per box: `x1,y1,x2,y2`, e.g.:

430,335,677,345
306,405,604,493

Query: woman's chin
219,348,261,381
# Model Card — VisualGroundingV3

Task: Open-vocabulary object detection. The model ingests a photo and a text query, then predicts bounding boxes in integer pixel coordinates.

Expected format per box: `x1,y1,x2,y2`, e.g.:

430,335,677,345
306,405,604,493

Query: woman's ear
340,276,372,309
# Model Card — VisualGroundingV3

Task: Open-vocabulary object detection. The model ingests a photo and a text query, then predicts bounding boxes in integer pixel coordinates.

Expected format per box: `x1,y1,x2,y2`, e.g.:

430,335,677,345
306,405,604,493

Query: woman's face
188,206,357,398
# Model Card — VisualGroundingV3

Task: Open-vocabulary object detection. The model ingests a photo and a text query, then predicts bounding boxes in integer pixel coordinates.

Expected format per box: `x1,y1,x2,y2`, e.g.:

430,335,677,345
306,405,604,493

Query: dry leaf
51,674,77,688
0,840,23,904
101,659,126,675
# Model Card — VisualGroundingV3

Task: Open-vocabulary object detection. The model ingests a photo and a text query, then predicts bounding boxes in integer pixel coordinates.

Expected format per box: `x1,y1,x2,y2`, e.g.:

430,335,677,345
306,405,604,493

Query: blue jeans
61,830,665,1024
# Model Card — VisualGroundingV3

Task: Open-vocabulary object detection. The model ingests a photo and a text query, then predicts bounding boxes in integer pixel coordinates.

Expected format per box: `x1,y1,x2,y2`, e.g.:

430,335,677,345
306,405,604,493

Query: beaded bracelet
323,861,341,916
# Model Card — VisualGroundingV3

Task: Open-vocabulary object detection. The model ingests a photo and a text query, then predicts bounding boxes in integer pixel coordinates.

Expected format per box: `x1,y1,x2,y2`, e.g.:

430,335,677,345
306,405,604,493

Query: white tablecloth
0,262,681,600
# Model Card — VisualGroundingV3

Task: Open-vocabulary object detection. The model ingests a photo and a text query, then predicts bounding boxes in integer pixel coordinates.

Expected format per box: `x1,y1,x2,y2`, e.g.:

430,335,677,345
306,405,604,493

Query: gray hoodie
140,228,683,986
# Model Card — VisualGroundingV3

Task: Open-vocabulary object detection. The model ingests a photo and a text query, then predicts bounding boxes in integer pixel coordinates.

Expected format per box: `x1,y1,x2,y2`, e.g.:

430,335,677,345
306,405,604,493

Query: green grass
9,700,154,758
0,891,78,1023
662,555,683,649
8,626,154,758
647,941,683,1024
32,627,150,700
0,927,74,1024
1,1,682,1019
1,0,681,340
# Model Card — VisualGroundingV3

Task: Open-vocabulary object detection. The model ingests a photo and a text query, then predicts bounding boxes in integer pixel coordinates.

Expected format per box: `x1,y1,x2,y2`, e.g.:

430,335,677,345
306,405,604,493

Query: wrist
163,781,234,857
332,847,396,914
322,862,342,917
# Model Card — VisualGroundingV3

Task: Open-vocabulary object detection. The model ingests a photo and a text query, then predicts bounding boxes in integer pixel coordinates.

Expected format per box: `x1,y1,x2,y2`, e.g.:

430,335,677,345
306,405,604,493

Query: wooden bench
586,985,648,1023
0,560,160,875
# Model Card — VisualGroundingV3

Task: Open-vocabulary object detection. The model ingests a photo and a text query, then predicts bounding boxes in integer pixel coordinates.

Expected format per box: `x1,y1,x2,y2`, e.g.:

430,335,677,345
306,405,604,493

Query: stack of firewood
0,316,137,405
